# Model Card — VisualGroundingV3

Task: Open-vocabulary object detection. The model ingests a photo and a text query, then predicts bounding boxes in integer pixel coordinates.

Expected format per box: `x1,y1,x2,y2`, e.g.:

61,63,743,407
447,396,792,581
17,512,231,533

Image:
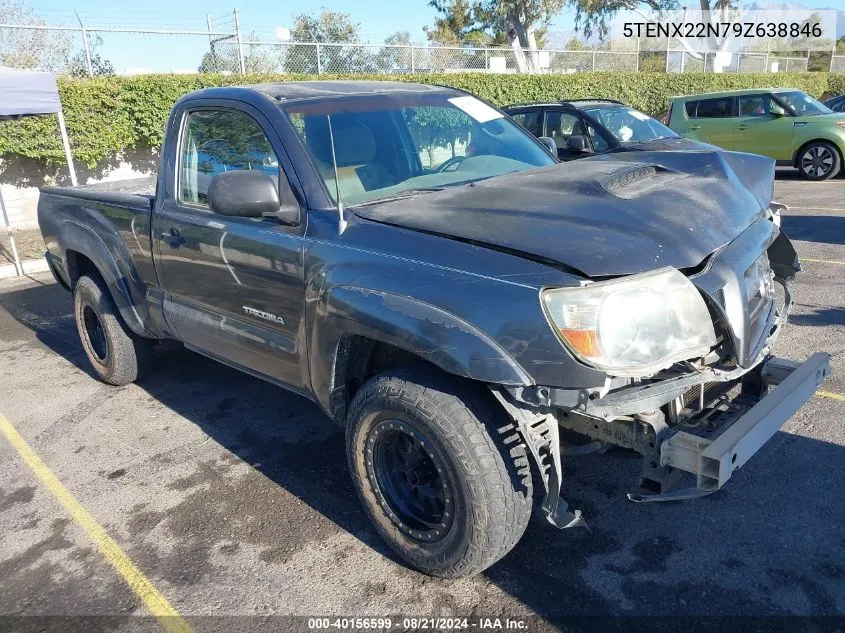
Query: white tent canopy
0,66,63,116
0,67,77,276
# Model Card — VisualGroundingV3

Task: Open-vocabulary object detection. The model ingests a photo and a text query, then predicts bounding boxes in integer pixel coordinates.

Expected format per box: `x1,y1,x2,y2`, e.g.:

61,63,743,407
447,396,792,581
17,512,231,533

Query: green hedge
1,71,842,169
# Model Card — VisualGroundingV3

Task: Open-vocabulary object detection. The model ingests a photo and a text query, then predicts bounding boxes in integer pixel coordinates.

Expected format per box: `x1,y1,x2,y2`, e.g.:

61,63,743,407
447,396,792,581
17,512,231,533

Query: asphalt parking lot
1,169,844,632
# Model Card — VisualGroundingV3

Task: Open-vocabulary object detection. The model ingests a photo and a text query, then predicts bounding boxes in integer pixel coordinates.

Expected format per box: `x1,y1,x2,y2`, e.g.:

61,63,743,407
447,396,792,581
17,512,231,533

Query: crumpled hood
353,150,775,277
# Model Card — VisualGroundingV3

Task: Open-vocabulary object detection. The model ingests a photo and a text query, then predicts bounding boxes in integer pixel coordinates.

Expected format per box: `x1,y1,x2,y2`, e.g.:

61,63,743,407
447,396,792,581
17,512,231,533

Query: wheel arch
61,221,154,338
309,286,533,424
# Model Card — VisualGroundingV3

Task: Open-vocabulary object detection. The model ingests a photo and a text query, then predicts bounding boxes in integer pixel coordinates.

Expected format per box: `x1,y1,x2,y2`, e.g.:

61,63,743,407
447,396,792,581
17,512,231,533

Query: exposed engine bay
495,205,831,528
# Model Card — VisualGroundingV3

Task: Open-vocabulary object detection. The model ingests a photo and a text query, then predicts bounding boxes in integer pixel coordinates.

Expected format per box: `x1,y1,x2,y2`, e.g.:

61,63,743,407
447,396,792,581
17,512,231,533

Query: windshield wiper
350,187,444,207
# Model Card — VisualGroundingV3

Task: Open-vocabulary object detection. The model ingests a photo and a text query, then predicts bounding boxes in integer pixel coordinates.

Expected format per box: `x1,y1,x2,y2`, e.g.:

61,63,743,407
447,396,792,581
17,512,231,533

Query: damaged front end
496,214,830,528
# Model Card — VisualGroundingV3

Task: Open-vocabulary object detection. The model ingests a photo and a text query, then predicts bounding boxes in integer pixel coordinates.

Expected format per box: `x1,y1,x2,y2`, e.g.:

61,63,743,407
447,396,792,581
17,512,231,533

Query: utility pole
234,8,246,75
75,11,93,76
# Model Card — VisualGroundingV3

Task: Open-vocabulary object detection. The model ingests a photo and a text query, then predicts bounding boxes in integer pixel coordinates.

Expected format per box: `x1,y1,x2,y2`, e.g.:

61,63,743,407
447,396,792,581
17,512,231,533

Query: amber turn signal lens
559,329,599,358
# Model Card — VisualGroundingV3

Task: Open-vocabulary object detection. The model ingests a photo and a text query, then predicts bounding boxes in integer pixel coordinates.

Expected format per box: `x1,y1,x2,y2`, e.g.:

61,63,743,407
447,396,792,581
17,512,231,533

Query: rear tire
796,141,841,181
73,274,153,385
346,365,532,578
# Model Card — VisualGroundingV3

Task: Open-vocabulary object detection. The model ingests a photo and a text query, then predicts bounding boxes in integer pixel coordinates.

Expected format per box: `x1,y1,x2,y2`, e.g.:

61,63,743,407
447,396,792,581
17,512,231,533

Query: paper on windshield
628,109,650,121
449,96,503,123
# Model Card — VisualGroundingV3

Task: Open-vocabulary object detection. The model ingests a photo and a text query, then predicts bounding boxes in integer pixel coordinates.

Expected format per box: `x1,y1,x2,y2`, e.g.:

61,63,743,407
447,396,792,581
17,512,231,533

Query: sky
26,0,445,43
16,0,843,73
26,0,839,38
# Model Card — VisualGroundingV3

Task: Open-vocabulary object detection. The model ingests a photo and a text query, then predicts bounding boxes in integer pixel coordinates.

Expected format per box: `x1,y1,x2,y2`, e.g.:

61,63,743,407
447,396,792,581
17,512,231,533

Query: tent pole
56,109,78,186
0,189,23,277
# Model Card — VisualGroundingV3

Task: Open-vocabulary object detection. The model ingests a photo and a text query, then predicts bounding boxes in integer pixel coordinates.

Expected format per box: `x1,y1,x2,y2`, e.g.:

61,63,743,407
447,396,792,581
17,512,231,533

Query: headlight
541,268,717,376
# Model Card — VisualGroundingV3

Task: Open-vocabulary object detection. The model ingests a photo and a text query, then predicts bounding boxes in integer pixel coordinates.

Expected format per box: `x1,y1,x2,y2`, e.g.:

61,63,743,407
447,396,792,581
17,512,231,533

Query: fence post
635,38,639,72
410,45,415,73
592,45,596,71
484,47,489,71
234,9,246,75
75,12,93,76
316,43,322,74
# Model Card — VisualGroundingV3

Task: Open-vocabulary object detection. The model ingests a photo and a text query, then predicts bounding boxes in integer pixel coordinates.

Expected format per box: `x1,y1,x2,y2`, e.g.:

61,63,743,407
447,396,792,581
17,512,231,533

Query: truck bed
38,174,159,301
40,175,156,210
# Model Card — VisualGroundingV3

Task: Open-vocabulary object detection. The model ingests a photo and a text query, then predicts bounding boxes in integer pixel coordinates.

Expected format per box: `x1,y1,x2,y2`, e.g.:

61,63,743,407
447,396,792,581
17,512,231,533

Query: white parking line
785,207,845,212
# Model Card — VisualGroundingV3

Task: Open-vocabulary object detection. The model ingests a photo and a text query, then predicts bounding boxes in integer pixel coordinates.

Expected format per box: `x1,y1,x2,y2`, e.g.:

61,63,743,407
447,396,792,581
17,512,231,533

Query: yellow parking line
0,413,193,633
817,390,845,402
803,258,845,265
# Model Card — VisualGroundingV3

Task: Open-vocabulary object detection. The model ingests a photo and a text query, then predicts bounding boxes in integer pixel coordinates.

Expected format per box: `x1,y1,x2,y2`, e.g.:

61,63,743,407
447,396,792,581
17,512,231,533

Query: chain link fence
0,23,840,76
667,50,811,73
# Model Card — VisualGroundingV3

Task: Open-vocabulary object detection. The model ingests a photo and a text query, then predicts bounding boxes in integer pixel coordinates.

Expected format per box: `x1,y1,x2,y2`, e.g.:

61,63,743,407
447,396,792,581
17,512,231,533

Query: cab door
684,97,736,149
731,93,795,161
153,102,309,392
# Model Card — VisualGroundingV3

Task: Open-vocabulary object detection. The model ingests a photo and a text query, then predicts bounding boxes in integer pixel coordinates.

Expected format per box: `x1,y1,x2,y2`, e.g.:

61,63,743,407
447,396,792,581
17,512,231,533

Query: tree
0,0,72,71
373,31,413,73
67,35,114,77
566,0,744,71
485,0,564,71
425,0,563,73
286,9,371,73
424,0,488,45
198,32,277,74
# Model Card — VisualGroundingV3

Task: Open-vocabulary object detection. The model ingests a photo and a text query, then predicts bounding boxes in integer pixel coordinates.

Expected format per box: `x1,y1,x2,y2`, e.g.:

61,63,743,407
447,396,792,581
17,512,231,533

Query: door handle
689,125,701,130
161,228,185,248
736,124,748,130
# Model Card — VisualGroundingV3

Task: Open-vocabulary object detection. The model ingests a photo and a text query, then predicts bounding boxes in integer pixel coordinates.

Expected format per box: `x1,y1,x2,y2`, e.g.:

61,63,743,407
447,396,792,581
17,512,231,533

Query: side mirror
567,135,590,153
537,136,558,156
208,170,300,225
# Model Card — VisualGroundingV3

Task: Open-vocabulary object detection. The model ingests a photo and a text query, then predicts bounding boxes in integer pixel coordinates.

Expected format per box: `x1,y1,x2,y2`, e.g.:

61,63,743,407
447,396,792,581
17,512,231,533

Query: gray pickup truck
38,80,829,579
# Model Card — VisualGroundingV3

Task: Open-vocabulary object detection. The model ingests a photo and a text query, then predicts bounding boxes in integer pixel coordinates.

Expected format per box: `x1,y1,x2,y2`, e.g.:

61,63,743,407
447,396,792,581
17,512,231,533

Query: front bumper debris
646,352,830,500
501,352,830,520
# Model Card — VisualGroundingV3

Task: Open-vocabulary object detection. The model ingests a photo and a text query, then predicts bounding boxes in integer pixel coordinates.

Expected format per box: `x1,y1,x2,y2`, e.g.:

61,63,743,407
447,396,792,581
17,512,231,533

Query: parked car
503,99,714,160
824,93,845,113
38,81,829,579
666,88,845,180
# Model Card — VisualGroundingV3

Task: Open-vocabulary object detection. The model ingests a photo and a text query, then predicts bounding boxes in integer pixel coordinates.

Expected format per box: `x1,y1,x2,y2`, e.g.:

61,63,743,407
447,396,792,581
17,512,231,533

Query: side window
738,94,785,117
544,111,585,148
179,109,280,208
691,98,733,119
509,110,542,136
586,123,609,152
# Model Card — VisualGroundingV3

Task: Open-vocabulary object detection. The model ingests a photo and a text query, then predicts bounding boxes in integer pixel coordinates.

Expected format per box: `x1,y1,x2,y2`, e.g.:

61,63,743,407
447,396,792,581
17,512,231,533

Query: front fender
309,285,533,418
58,221,154,338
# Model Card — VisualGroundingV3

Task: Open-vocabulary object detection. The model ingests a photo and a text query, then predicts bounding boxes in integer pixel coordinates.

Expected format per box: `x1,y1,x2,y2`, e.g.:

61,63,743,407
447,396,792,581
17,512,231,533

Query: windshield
584,106,678,143
776,91,833,116
284,92,555,206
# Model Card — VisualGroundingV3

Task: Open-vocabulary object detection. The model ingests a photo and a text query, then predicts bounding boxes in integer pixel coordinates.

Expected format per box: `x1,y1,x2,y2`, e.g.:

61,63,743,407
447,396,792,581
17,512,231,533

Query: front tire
797,141,841,181
346,365,532,578
73,274,153,385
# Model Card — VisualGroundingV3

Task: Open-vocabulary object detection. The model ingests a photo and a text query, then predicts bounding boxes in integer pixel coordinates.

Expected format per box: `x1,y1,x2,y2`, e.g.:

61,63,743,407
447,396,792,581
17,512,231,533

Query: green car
666,88,845,180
